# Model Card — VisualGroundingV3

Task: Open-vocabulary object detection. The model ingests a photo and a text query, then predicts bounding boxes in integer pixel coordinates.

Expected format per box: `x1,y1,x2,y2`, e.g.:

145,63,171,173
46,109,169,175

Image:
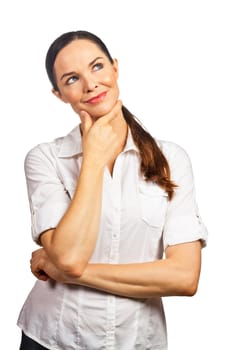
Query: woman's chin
87,103,116,119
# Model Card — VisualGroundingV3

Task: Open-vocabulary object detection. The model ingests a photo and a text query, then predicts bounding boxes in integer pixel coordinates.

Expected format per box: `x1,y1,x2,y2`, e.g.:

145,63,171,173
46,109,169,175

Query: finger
31,248,44,258
31,268,49,281
80,110,93,134
30,256,48,280
96,100,122,125
30,252,45,274
37,270,49,281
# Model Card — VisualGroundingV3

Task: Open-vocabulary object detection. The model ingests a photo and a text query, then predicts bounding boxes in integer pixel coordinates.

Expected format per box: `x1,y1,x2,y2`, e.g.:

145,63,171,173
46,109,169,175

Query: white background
1,0,232,349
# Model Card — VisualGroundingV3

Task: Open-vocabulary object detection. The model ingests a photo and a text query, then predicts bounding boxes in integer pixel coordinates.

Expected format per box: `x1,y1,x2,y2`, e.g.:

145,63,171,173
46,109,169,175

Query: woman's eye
93,63,103,71
66,76,79,85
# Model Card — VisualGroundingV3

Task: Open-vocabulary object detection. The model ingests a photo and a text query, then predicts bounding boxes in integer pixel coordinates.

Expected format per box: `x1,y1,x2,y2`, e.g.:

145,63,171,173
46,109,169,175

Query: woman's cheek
69,89,82,103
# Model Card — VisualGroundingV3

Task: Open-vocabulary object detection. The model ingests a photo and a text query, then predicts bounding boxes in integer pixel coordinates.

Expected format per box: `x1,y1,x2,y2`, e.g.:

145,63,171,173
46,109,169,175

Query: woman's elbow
56,256,87,278
181,273,200,296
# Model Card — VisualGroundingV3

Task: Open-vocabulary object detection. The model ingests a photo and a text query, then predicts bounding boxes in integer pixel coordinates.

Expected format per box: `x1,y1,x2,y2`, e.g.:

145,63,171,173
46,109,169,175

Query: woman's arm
31,241,202,298
40,101,122,276
72,241,202,297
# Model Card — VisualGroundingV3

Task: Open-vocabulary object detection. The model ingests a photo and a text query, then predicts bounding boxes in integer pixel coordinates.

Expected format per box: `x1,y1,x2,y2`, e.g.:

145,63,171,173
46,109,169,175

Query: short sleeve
162,143,208,250
24,144,70,243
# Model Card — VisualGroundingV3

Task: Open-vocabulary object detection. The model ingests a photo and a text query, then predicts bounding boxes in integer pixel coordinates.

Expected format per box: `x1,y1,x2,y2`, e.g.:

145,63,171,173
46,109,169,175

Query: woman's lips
86,91,107,104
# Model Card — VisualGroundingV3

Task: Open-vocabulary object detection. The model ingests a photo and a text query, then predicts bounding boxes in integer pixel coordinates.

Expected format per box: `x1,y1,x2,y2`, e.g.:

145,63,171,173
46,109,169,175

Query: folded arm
31,240,202,298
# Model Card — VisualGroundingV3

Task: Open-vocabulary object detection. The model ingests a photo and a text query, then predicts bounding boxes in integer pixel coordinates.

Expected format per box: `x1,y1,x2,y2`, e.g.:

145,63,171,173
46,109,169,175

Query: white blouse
17,125,207,350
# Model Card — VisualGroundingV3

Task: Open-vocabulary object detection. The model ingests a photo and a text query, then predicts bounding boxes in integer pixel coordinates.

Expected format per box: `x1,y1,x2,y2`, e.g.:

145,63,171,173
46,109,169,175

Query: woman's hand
81,100,123,168
30,248,69,283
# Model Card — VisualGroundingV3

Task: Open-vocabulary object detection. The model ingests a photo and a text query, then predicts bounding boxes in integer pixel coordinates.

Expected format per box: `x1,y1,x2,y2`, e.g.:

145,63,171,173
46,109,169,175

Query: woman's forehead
57,40,103,62
54,40,105,75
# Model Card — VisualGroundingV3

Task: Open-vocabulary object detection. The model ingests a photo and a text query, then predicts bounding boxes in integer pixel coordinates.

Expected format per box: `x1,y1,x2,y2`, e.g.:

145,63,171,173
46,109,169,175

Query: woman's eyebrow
88,56,104,67
60,71,76,81
60,57,104,81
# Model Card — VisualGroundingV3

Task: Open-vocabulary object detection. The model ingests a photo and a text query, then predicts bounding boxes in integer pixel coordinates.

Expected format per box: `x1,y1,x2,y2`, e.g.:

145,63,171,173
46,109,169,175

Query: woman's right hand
80,100,122,168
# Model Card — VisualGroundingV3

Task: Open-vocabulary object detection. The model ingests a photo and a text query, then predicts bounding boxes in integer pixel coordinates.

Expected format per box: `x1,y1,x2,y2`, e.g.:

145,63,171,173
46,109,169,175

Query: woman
17,30,207,350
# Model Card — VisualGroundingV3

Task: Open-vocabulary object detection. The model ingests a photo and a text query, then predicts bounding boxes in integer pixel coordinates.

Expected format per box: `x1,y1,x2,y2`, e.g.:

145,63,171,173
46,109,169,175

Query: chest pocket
139,181,168,228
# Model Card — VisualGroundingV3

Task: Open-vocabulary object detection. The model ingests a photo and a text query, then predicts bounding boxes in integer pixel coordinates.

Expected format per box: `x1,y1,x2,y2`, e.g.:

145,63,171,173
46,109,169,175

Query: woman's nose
83,74,98,92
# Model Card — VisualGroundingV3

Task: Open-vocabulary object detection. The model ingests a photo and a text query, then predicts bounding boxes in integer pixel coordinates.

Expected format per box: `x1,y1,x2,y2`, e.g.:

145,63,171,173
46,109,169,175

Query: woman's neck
107,111,128,176
111,110,128,153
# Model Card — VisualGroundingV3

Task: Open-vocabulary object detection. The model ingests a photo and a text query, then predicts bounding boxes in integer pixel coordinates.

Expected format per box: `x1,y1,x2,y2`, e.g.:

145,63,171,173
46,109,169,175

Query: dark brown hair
45,30,177,200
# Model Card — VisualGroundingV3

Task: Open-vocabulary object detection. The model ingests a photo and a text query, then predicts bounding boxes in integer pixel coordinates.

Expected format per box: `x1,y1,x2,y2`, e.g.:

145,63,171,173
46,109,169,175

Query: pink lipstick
86,91,107,104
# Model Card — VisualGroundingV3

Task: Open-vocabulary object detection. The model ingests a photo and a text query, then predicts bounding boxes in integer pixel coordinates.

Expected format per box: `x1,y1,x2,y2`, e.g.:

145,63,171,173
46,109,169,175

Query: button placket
106,295,116,348
106,155,122,347
109,156,122,264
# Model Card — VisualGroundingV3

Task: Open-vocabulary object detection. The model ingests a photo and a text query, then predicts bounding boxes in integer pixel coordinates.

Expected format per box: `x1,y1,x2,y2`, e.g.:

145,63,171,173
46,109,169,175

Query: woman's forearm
67,242,201,298
33,242,201,298
72,261,195,298
41,159,105,276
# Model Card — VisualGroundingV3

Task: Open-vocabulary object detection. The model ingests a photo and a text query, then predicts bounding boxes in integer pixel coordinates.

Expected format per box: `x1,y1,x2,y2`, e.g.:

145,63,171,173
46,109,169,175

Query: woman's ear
112,58,119,78
52,89,68,103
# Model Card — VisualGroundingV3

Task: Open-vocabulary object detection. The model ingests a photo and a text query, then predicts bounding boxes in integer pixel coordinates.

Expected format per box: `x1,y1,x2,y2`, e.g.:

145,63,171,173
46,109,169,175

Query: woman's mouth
86,91,107,104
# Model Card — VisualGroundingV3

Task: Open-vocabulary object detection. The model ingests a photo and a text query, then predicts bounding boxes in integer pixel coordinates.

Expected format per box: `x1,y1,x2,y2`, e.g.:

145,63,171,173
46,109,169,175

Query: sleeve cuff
31,200,69,243
163,214,208,250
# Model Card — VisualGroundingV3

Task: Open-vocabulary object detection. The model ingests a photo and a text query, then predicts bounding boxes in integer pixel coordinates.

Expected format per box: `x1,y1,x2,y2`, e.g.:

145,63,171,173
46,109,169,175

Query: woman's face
53,39,119,119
